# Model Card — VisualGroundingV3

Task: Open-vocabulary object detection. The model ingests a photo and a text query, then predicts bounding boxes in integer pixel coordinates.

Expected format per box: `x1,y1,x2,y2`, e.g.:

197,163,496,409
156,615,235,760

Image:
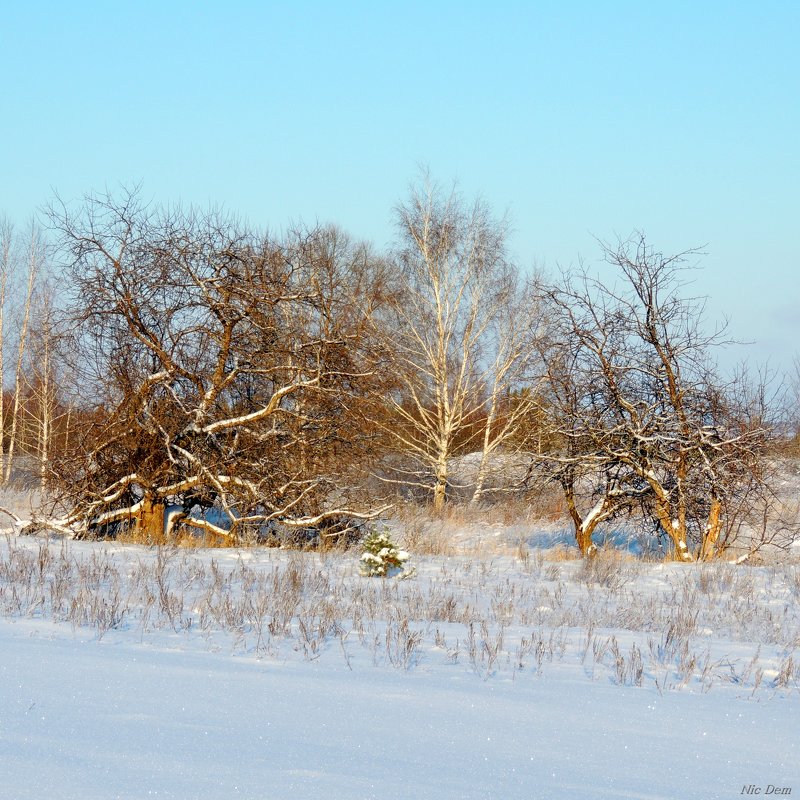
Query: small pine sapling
359,529,412,577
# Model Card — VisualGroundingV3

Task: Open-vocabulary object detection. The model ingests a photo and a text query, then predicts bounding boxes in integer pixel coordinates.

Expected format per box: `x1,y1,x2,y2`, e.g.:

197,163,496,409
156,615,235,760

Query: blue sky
1,1,798,372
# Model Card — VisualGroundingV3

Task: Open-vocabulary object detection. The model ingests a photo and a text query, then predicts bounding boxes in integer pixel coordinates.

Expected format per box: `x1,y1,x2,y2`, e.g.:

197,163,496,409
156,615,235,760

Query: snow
0,536,797,799
2,621,795,800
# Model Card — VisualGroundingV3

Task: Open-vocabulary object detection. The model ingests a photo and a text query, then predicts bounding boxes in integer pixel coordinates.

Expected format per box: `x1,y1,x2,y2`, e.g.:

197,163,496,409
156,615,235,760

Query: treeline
1,178,797,559
0,219,70,491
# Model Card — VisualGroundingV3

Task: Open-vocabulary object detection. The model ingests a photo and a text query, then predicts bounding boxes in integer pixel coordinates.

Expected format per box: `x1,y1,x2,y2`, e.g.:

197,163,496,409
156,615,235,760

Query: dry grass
114,524,239,548
523,486,567,523
542,545,582,562
394,497,571,559
394,505,457,556
1,535,797,694
577,547,638,590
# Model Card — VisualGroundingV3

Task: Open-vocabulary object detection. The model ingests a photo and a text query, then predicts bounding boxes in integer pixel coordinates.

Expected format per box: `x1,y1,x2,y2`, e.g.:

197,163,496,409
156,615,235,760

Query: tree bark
699,497,723,561
136,495,166,541
433,454,448,513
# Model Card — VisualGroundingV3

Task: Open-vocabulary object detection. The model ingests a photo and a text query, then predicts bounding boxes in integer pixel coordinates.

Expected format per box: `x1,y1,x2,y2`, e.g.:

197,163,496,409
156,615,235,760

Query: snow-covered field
1,534,798,799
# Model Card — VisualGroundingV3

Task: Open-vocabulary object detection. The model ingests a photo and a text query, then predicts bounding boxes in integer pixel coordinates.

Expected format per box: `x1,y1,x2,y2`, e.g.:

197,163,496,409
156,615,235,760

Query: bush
359,530,411,577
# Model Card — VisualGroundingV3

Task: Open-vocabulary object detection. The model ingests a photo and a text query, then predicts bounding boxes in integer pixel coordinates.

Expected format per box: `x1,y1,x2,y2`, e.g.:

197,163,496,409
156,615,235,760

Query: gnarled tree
41,191,388,541
538,235,777,559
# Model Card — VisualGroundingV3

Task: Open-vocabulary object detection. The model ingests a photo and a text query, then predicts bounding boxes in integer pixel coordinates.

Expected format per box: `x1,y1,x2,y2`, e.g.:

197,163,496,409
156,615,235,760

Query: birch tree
382,177,513,512
3,221,42,484
21,281,67,493
0,219,12,467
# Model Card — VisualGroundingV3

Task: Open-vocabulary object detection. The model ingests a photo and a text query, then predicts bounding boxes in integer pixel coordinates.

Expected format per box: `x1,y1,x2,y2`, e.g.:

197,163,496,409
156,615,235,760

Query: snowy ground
1,535,798,799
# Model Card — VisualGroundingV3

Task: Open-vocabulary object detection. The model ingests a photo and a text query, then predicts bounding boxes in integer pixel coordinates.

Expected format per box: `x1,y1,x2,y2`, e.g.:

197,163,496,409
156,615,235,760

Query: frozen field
1,535,798,799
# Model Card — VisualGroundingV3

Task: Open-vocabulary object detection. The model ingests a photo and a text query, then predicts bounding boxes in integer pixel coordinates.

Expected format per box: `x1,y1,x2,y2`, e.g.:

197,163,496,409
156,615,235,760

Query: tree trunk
575,524,597,557
699,497,723,561
471,393,498,506
563,480,599,556
38,331,52,495
471,454,488,506
0,220,12,479
471,424,491,504
136,495,166,541
432,448,448,512
650,487,693,561
432,477,447,513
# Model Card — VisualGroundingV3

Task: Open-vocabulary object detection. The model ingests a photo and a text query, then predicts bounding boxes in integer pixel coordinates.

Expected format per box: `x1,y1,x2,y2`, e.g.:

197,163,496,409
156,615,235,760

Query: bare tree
0,218,12,467
21,279,69,493
533,301,646,555
38,191,389,541
469,271,544,504
380,175,518,511
538,235,779,559
788,356,800,454
3,221,42,484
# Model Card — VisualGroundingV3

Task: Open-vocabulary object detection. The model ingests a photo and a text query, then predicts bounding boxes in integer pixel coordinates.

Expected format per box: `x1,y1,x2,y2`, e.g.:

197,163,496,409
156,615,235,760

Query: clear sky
1,1,797,372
